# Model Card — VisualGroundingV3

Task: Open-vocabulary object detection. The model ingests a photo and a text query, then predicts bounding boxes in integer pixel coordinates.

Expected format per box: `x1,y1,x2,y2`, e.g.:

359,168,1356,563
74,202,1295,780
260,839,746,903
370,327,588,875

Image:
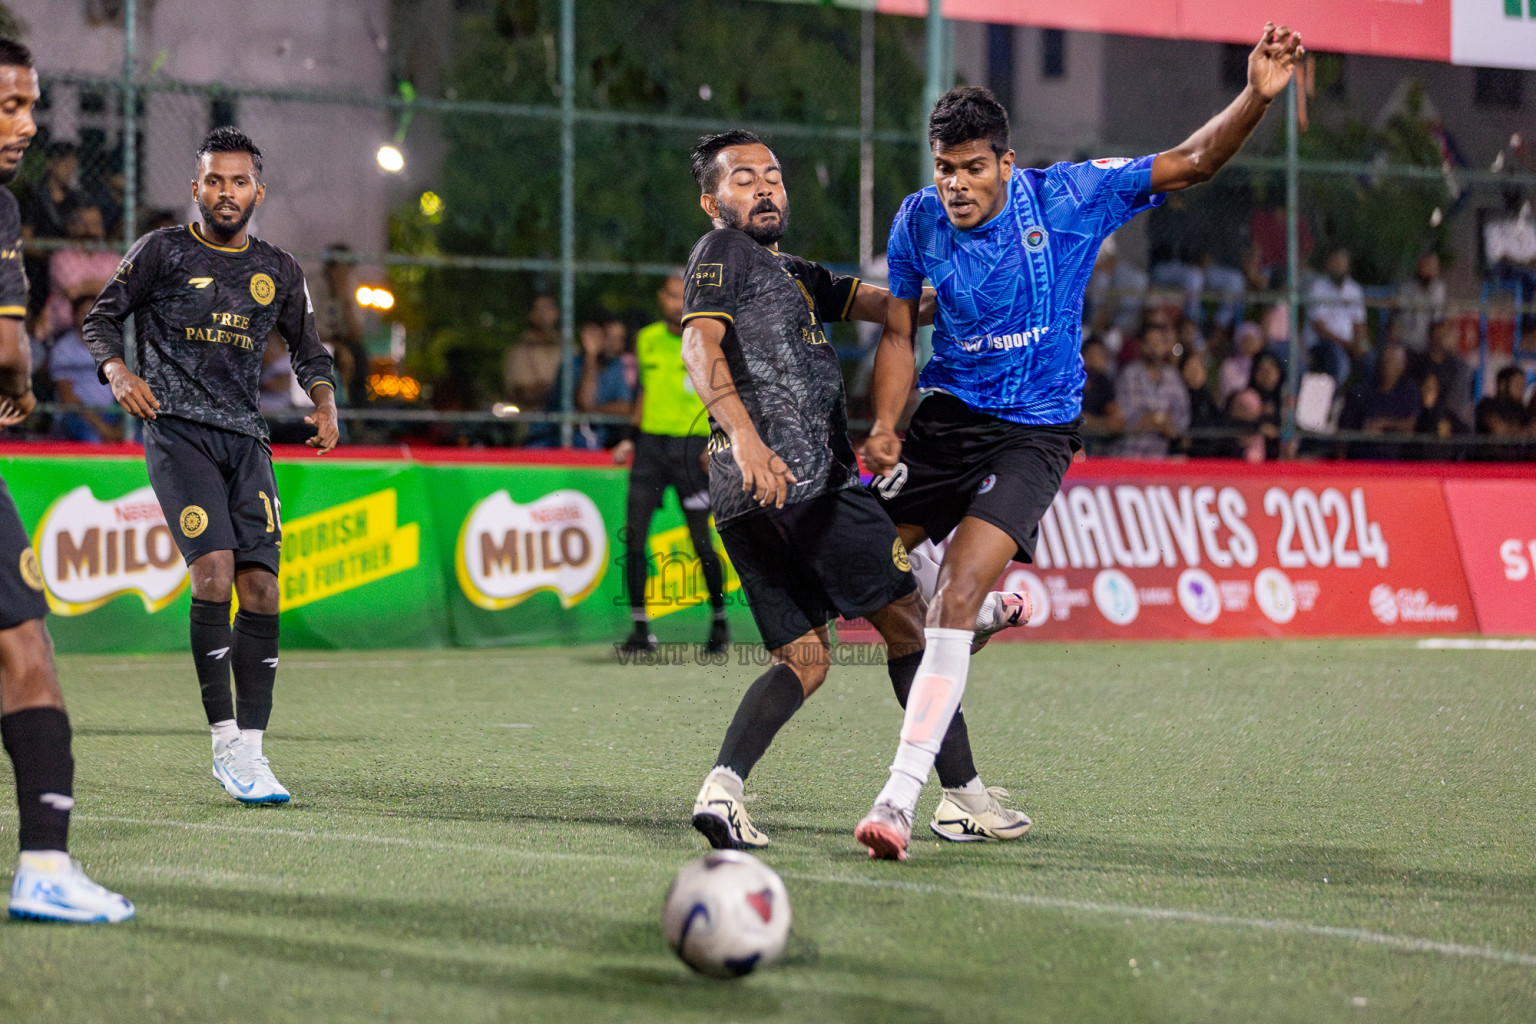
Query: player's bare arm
0,316,33,422
680,316,797,509
862,293,921,477
100,356,160,420
1150,23,1303,193
304,383,339,452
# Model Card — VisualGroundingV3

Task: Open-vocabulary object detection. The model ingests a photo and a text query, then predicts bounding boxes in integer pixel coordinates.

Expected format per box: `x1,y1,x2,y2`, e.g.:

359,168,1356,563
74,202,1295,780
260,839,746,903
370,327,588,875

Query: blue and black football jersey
887,155,1163,425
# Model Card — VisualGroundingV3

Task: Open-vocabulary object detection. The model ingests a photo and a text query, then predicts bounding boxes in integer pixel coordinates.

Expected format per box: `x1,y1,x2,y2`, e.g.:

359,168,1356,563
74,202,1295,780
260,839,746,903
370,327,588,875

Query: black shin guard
1,707,74,852
232,610,280,731
189,598,235,725
888,649,979,789
715,664,805,781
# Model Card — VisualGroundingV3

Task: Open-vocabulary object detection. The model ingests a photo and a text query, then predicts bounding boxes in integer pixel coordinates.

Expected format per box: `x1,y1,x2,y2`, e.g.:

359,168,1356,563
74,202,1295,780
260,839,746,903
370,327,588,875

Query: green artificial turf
0,639,1533,1023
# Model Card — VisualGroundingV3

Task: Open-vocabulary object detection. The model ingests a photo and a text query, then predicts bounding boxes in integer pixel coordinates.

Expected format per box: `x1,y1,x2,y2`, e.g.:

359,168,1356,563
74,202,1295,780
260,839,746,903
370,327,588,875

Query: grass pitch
1,638,1533,1023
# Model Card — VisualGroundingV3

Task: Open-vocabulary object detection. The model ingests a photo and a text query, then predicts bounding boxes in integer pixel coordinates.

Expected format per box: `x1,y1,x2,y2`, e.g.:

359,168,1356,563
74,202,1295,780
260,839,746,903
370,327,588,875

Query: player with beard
682,131,1031,850
0,39,133,921
83,126,339,805
855,25,1304,860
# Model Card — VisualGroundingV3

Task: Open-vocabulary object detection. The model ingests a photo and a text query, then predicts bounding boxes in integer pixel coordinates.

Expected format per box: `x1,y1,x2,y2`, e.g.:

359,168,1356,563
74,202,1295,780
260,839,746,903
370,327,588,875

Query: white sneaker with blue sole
9,852,134,923
212,735,289,804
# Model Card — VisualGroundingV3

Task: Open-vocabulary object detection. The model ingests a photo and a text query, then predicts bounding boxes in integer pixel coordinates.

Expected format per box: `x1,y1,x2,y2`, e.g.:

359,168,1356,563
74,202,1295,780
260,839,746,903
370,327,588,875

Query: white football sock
876,627,973,815
18,850,70,872
240,729,264,759
210,720,239,749
908,544,941,602
945,776,986,796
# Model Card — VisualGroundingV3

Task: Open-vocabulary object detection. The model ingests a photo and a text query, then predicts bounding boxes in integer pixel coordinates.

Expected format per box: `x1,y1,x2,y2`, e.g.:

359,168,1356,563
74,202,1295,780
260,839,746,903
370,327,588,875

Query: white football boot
973,592,1034,638
854,800,913,861
212,735,289,804
691,767,768,850
930,786,1033,842
9,852,134,923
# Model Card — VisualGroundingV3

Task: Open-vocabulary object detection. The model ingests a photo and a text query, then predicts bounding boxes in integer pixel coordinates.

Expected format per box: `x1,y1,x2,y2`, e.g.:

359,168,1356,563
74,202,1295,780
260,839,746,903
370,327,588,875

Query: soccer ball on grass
662,849,791,978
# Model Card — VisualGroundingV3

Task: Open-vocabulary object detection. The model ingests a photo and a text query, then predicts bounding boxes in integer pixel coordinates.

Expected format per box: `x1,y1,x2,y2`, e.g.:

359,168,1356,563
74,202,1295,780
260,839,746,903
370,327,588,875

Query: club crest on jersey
892,538,910,572
249,273,276,305
977,474,997,495
693,263,723,288
19,548,43,591
1091,157,1133,169
180,505,209,539
1022,226,1048,252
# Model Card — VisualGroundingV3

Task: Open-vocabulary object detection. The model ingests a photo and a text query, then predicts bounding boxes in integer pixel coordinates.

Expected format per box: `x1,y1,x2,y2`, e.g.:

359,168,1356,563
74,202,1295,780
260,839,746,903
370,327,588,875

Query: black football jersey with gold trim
83,224,335,440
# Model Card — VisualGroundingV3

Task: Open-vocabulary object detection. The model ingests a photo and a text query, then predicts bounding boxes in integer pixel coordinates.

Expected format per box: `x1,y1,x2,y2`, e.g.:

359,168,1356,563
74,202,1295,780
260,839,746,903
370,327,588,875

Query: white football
662,849,791,978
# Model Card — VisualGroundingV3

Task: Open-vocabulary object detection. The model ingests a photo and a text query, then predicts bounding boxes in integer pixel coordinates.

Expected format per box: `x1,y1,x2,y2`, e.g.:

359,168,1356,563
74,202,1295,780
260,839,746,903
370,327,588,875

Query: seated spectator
1179,348,1223,457
1220,321,1265,408
1085,234,1147,337
1224,388,1269,463
1340,344,1418,459
1307,247,1369,387
43,294,121,443
527,320,635,449
1476,366,1532,436
503,294,563,411
1413,319,1475,428
18,140,81,243
42,204,120,339
1113,316,1189,458
1394,252,1446,355
1414,373,1467,442
1225,351,1285,461
1080,337,1124,441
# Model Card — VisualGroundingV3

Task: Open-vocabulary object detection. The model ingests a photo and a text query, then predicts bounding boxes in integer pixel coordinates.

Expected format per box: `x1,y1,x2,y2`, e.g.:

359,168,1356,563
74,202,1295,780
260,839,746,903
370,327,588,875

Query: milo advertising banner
0,449,750,652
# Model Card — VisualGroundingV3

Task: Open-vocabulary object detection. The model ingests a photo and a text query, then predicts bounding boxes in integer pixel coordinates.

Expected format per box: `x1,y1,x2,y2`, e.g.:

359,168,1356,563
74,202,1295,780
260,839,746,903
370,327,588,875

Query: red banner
877,0,1455,64
895,460,1483,641
1442,480,1536,636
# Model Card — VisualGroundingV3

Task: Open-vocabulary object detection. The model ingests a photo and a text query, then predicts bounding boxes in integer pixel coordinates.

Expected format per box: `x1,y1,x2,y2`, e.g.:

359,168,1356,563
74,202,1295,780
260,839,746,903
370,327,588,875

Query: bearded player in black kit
84,126,339,805
0,39,134,921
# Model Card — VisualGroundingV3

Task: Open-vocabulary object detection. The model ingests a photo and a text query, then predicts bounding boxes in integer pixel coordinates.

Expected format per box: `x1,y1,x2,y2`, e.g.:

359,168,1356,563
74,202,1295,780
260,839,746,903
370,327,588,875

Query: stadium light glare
376,145,405,172
419,191,444,218
355,286,395,311
491,403,520,418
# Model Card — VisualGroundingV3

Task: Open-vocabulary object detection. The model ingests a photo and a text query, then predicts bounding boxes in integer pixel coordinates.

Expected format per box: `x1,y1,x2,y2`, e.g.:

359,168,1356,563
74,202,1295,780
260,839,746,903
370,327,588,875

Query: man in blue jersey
856,23,1305,860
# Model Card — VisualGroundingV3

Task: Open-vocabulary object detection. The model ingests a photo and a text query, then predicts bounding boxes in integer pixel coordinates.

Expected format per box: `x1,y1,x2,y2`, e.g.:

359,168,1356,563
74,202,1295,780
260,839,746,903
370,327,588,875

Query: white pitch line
53,812,1536,969
1417,638,1536,651
784,873,1536,968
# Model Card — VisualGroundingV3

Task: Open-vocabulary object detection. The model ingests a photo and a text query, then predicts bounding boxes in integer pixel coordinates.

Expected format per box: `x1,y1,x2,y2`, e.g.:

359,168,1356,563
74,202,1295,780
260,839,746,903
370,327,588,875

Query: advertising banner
1442,479,1536,635
1,452,753,653
974,466,1476,641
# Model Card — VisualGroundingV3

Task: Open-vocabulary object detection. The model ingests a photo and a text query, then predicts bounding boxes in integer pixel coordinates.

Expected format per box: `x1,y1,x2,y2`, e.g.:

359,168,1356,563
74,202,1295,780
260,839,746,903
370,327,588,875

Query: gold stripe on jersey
840,279,862,322
0,305,24,316
680,311,734,324
188,223,250,253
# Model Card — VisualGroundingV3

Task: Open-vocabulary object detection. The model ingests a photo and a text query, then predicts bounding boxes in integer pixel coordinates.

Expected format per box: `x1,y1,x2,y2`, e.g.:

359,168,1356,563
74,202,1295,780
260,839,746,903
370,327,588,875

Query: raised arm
1150,23,1303,194
862,293,921,477
680,316,796,509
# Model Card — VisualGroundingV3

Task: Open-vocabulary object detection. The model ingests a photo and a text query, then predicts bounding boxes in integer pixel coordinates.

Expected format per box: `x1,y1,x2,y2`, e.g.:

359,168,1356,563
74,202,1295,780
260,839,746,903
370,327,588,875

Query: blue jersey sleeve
885,193,926,301
1043,155,1164,237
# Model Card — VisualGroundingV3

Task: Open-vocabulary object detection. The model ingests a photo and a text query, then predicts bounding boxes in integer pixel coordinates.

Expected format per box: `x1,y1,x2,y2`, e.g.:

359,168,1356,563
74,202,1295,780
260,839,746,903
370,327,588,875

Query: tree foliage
394,0,923,405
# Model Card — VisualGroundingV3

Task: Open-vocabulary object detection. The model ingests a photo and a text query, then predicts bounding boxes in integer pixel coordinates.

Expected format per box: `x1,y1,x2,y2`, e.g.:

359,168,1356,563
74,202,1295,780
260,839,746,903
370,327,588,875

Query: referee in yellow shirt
613,273,729,654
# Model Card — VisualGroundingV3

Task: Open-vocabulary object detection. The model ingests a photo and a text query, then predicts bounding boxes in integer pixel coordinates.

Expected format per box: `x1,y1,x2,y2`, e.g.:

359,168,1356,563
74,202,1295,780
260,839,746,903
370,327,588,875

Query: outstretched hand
1249,22,1304,102
0,391,35,427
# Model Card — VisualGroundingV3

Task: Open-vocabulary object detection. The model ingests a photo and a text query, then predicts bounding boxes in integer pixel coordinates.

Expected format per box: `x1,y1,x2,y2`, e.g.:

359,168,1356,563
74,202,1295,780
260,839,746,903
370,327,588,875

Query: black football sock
2,707,74,852
232,610,280,732
624,499,656,613
683,508,727,612
189,598,235,725
714,664,804,781
888,649,979,789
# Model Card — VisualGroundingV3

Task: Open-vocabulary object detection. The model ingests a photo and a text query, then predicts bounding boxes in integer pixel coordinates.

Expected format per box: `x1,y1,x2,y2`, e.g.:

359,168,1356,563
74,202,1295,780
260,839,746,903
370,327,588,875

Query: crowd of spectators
1077,236,1536,461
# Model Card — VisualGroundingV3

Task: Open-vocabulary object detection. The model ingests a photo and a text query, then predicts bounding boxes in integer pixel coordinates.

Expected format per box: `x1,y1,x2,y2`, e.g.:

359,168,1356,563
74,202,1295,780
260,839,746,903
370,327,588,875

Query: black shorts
872,393,1080,563
0,476,48,631
144,416,282,575
628,432,710,514
719,487,916,651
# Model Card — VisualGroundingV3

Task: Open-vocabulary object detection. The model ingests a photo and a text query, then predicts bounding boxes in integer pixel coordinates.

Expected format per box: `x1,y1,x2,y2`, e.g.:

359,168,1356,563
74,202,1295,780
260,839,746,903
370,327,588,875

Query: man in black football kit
0,39,133,922
682,131,1030,851
84,126,339,805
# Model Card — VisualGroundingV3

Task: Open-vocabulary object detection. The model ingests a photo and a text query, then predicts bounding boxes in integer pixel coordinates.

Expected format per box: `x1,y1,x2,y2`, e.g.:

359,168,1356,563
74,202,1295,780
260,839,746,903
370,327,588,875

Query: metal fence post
920,0,945,179
121,0,137,250
558,0,576,447
1282,77,1301,449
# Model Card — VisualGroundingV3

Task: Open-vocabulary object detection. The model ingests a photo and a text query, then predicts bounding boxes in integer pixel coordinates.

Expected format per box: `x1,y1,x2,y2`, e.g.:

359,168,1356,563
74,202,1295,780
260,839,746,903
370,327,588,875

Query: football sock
684,508,727,611
908,544,941,602
946,776,986,796
189,598,235,725
877,628,973,815
624,498,656,612
232,610,280,732
714,664,804,781
240,728,264,759
887,649,979,789
210,720,239,748
631,609,649,625
1,707,74,853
